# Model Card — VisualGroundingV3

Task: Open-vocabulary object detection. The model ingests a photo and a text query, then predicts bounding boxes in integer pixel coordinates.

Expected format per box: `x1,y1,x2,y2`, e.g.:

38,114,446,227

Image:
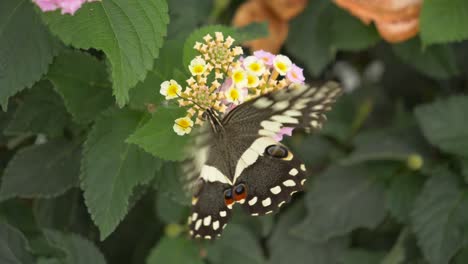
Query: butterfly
184,81,342,239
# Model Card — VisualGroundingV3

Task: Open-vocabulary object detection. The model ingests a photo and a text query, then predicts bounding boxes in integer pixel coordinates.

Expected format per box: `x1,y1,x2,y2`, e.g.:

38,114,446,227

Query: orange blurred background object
232,0,308,53
333,0,422,43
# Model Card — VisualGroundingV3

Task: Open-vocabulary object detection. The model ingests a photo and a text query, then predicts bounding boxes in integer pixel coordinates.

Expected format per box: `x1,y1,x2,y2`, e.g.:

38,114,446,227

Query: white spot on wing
272,101,289,111
220,211,227,217
301,179,307,185
195,219,202,230
271,115,299,124
248,196,258,206
289,168,298,176
270,186,281,195
192,213,198,221
300,164,306,171
262,198,272,207
278,201,286,207
261,120,282,132
213,221,220,230
283,180,296,187
204,235,211,239
253,97,272,109
285,110,302,117
203,216,211,226
259,129,277,137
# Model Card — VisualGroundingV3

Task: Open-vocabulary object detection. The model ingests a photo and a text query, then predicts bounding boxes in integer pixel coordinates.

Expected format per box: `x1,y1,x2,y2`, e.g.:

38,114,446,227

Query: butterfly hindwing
188,180,232,239
233,138,307,215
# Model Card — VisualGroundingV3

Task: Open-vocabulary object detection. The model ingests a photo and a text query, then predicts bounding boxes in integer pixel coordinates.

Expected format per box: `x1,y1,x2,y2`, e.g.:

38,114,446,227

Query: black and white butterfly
184,81,342,239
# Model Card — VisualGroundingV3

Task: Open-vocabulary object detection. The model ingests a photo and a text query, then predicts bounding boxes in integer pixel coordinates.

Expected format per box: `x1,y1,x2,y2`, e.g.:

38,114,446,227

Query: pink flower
33,0,59,11
274,127,294,142
33,0,98,15
219,77,233,92
254,50,275,66
286,64,305,84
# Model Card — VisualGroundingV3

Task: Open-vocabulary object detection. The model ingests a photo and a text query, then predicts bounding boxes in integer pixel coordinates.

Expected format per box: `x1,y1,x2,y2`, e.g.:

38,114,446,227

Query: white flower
231,68,247,88
246,73,259,88
160,80,181,99
173,117,194,136
225,87,247,104
243,56,266,76
273,55,292,76
189,57,207,76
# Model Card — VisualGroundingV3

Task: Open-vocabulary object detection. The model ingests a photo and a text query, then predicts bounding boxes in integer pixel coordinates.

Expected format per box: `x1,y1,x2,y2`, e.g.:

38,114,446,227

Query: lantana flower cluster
33,0,99,15
160,32,305,136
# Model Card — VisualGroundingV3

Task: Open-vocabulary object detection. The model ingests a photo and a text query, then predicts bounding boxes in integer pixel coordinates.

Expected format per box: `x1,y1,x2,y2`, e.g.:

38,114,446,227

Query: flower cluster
33,0,99,15
160,32,305,136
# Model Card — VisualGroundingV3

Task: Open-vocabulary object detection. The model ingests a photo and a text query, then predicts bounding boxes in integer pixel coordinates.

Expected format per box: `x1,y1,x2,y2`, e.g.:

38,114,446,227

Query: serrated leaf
386,173,424,223
392,38,459,79
154,162,191,205
182,24,268,67
286,0,335,76
207,224,266,264
0,0,62,110
5,81,70,137
415,96,468,157
330,6,380,51
44,230,106,264
81,109,161,239
146,237,203,264
293,165,386,243
0,139,80,201
129,39,184,110
127,107,190,161
268,202,348,264
411,169,468,264
48,50,113,123
0,223,35,264
41,0,169,106
420,0,468,45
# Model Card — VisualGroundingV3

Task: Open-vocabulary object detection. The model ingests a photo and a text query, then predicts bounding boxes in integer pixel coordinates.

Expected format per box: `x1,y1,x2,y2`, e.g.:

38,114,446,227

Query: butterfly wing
223,82,342,214
188,180,232,239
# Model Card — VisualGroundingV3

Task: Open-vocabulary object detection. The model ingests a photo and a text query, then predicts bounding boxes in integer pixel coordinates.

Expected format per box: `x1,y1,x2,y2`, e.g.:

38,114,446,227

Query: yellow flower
160,80,181,99
231,68,247,88
189,57,207,76
273,55,292,75
243,56,265,76
246,73,259,88
173,117,194,136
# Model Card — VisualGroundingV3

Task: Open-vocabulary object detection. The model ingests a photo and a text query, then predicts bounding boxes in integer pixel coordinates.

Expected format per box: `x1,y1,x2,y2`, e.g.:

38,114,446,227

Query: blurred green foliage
1,0,468,263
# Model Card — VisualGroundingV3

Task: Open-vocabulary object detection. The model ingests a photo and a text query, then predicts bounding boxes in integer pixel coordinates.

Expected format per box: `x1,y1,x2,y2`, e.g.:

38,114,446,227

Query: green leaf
154,162,190,205
420,0,468,45
411,169,468,264
381,229,414,264
41,0,169,106
146,237,203,264
454,247,468,264
286,0,335,76
167,0,213,39
415,95,468,157
81,109,161,239
5,81,70,137
44,230,106,264
155,191,189,224
330,6,380,51
0,223,34,264
458,158,468,184
338,249,385,264
392,38,459,79
129,39,184,111
386,173,424,223
268,202,348,264
182,24,268,67
127,107,190,161
0,139,80,201
207,224,266,264
48,50,113,123
293,165,386,243
0,0,62,110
